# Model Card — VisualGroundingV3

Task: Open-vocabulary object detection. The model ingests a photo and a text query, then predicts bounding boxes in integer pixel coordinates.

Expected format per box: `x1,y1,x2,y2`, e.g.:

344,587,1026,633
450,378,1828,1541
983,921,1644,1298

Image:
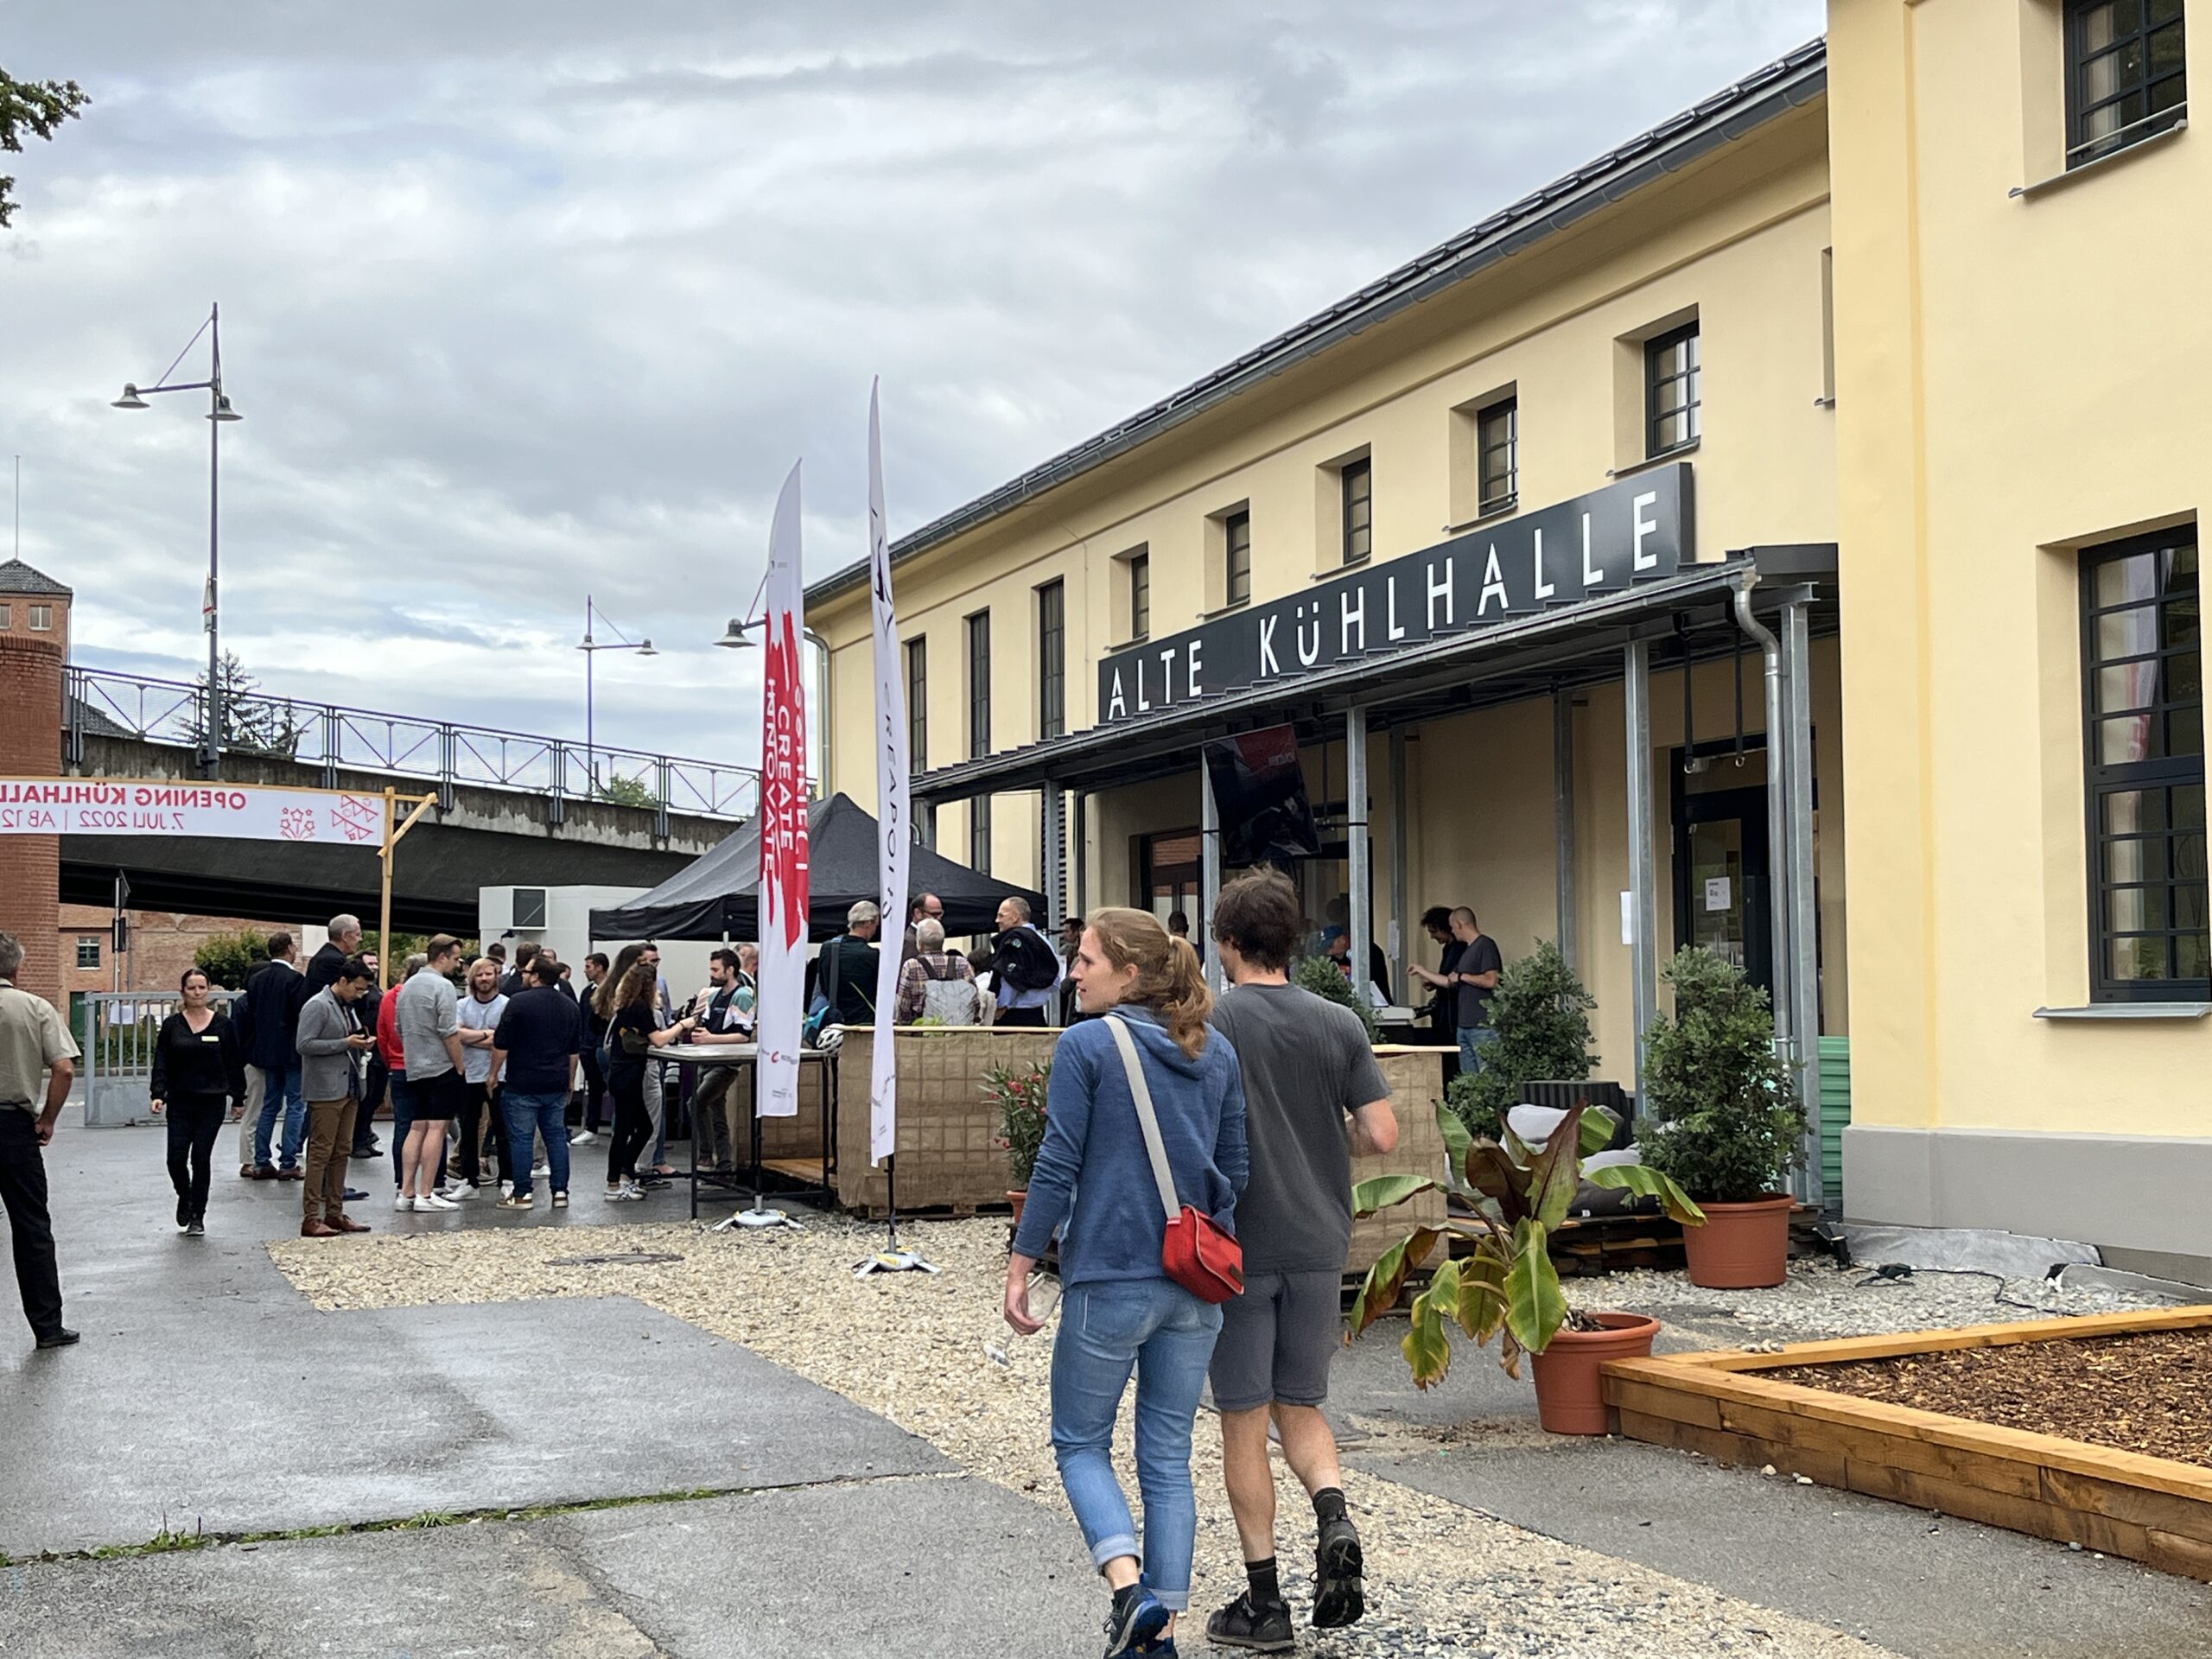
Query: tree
1445,940,1596,1141
194,929,267,990
186,650,308,758
594,773,658,809
1,69,89,228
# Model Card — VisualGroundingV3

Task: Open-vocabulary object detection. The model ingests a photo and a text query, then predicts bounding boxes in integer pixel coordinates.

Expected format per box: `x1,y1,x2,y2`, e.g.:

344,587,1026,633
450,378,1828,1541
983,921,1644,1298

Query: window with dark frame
512,888,548,930
970,795,993,875
966,610,991,759
1477,397,1518,515
1224,509,1252,607
1037,579,1065,741
1340,457,1373,566
1128,549,1150,644
2080,531,2206,1001
2067,0,2187,168
906,637,928,771
75,937,101,970
27,604,51,632
1646,323,1701,457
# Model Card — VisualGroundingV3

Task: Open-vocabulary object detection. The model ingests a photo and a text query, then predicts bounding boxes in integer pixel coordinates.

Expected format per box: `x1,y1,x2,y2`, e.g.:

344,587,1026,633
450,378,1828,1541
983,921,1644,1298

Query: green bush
1444,940,1595,1140
193,929,268,989
1292,953,1381,1045
1637,946,1805,1203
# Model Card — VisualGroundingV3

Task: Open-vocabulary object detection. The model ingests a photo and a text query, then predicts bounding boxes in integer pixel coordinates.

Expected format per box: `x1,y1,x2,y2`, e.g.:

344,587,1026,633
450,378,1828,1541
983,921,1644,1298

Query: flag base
853,1245,940,1277
714,1203,803,1234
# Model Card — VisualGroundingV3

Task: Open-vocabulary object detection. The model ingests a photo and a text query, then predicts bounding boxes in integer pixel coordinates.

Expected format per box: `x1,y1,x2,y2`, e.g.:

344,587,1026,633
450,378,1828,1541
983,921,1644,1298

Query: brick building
58,905,277,1001
0,558,69,1009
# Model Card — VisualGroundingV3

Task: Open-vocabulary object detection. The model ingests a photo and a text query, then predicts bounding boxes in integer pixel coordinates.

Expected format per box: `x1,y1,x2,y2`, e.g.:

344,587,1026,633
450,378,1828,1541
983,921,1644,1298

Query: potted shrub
1351,1101,1702,1434
985,1059,1050,1224
1445,939,1596,1141
1293,952,1382,1045
1637,946,1806,1290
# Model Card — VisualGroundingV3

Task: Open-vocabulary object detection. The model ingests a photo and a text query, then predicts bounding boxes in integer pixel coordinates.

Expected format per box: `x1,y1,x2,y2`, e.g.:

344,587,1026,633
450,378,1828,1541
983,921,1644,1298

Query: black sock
1313,1486,1349,1527
1244,1556,1281,1607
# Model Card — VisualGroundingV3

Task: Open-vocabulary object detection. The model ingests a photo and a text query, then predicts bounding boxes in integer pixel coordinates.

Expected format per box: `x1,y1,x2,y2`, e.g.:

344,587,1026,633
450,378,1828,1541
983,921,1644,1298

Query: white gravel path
273,1215,1907,1658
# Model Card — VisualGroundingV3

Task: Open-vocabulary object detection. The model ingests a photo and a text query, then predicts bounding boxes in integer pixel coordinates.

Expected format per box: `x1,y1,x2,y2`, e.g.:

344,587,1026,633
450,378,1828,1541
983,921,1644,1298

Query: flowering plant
985,1061,1052,1189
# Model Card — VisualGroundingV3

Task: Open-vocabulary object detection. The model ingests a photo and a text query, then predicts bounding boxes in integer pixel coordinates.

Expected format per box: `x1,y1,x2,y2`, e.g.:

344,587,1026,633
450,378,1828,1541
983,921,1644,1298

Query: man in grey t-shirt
1205,871,1397,1647
393,935,468,1210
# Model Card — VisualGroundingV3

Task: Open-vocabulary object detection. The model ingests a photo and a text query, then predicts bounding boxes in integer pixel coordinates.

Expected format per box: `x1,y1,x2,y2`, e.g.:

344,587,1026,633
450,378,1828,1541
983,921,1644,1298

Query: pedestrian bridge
57,667,753,931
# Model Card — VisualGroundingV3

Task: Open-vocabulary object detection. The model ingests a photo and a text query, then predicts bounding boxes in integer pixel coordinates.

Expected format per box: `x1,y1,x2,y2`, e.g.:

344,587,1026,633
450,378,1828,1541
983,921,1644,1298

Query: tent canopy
588,791,1046,944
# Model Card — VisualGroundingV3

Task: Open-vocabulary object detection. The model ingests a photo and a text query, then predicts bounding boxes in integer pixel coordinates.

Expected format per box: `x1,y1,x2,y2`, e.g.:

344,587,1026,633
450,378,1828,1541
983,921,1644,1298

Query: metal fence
64,665,760,829
81,988,241,1128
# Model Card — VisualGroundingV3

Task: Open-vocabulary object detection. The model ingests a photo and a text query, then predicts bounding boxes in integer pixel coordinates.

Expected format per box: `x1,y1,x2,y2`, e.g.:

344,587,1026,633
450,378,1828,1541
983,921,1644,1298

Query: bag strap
1103,1014,1180,1224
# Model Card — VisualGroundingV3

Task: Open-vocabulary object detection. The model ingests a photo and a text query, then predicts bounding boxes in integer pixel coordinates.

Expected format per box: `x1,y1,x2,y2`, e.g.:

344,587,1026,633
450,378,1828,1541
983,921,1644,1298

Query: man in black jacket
239,932,309,1179
304,914,363,995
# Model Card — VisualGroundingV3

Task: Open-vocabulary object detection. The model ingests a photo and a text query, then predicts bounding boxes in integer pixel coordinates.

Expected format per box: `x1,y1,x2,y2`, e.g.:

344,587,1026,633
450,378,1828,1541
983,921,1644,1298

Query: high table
659,1043,838,1222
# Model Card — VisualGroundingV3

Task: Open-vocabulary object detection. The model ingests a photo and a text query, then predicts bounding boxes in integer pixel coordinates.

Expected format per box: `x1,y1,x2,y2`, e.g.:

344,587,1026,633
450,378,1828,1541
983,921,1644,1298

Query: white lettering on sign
1478,546,1508,616
1340,585,1366,655
1295,601,1321,668
1108,668,1128,721
1135,656,1151,713
0,779,382,842
1257,614,1281,676
1533,526,1554,601
1159,646,1175,705
1581,512,1602,588
1386,575,1407,641
1633,492,1661,572
1427,560,1454,629
1187,639,1203,698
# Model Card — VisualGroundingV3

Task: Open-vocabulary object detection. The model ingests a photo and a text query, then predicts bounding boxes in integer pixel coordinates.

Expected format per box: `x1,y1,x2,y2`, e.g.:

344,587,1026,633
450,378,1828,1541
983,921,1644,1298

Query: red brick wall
58,905,277,999
0,596,66,1008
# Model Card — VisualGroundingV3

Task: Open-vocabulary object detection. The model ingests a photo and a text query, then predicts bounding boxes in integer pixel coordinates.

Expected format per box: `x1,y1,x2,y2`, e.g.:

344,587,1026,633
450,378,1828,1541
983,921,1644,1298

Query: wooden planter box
1602,1307,2212,1582
836,1031,1449,1272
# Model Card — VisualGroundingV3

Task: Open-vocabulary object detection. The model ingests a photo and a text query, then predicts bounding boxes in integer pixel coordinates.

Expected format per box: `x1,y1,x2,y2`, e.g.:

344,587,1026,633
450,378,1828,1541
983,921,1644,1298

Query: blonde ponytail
1086,906,1215,1058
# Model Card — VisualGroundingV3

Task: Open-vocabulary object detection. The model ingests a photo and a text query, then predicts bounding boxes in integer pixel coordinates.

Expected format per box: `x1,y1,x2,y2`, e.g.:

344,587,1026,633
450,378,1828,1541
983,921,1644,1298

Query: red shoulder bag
1103,1014,1243,1305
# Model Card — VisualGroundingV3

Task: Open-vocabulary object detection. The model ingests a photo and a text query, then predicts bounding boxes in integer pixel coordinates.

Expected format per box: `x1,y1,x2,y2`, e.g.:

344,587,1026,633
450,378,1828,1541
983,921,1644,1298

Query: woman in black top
150,968,248,1236
602,958,692,1200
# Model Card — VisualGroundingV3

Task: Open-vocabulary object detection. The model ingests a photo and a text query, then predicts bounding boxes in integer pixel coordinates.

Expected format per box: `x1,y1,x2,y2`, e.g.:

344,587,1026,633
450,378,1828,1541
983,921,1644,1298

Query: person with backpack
1004,908,1247,1657
894,919,979,1025
989,896,1063,1028
807,902,882,1029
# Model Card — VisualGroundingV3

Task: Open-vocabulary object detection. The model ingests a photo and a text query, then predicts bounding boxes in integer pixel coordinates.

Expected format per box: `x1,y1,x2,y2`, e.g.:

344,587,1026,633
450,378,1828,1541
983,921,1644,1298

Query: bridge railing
64,665,760,833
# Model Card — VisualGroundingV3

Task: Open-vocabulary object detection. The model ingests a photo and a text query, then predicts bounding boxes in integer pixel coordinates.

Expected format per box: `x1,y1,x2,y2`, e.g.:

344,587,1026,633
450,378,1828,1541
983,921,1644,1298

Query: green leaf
1586,1161,1707,1226
1454,1244,1510,1346
1345,1226,1440,1338
1402,1267,1458,1389
1503,1218,1568,1355
1352,1173,1437,1218
1525,1103,1587,1232
1578,1108,1621,1157
1433,1099,1473,1191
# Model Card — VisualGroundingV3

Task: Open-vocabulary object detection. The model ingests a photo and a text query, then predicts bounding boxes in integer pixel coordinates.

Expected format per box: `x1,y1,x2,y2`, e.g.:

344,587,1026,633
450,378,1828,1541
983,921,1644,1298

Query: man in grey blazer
296,958,376,1238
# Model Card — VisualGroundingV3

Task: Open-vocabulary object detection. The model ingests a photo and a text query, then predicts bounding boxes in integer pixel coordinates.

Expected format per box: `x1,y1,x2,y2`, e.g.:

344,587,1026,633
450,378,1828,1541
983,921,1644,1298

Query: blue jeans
500,1090,569,1198
1458,1025,1499,1077
252,1062,306,1170
1050,1278,1224,1612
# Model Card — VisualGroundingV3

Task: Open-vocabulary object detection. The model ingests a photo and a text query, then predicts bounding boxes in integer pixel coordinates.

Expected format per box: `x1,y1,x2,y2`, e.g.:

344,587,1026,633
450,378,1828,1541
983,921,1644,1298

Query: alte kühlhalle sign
1097,463,1692,726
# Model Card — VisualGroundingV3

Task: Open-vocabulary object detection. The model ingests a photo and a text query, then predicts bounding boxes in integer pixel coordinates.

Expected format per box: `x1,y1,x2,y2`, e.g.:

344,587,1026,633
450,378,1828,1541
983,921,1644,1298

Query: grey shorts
1209,1268,1341,1414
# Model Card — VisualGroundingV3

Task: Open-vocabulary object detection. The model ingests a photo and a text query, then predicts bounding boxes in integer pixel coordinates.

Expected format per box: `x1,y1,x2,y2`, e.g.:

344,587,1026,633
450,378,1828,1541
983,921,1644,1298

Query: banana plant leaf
1347,1224,1441,1339
1524,1103,1587,1232
1402,1257,1461,1389
1460,1143,1529,1221
1586,1161,1707,1226
1353,1172,1437,1218
1503,1217,1568,1355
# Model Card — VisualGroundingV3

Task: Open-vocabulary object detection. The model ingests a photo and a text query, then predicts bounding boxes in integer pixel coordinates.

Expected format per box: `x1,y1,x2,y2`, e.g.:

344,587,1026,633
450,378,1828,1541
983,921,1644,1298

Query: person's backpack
918,960,980,1026
995,927,1059,994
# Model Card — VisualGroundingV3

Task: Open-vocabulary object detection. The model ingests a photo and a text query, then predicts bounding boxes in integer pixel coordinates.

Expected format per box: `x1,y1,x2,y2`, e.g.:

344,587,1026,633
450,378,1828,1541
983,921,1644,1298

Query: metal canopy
913,547,1837,805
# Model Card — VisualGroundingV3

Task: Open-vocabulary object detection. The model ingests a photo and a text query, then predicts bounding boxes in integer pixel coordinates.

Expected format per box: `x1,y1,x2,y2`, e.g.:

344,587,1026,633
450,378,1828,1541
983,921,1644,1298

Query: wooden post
378,788,437,988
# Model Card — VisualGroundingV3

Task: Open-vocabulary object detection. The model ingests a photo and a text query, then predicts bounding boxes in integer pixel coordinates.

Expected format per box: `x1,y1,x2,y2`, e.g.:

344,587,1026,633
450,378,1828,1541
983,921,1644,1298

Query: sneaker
551,1192,569,1209
531,1163,550,1178
394,1195,417,1213
1103,1584,1169,1657
184,1218,205,1238
1205,1593,1294,1652
175,1193,191,1228
605,1183,645,1202
342,1188,368,1202
497,1194,533,1209
636,1176,671,1191
440,1184,476,1202
569,1129,598,1145
419,1192,460,1211
1313,1515,1366,1630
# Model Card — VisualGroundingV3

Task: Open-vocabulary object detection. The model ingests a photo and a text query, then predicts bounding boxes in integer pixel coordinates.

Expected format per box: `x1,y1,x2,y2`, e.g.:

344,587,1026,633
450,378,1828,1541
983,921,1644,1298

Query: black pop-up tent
587,791,1046,944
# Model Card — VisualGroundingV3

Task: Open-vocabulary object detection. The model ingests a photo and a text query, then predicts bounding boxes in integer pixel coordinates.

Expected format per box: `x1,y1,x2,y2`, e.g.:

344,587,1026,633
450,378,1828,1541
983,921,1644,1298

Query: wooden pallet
1602,1306,2212,1582
855,1198,993,1222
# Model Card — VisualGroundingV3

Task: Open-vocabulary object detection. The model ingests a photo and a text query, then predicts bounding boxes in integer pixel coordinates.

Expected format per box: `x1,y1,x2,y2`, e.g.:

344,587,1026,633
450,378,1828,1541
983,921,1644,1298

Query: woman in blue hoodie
1006,907,1248,1657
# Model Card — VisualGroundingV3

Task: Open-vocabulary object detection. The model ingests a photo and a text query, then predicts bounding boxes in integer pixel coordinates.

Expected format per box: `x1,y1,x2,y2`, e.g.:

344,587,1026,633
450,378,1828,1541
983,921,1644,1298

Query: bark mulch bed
1771,1327,2212,1469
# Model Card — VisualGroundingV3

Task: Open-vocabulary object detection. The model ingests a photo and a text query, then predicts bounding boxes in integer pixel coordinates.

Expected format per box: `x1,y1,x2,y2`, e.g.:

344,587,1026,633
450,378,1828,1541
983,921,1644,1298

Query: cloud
0,0,1822,759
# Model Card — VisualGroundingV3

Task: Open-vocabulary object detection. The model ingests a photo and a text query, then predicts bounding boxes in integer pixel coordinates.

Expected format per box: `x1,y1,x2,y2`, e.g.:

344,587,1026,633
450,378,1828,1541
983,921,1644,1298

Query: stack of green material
1818,1036,1851,1207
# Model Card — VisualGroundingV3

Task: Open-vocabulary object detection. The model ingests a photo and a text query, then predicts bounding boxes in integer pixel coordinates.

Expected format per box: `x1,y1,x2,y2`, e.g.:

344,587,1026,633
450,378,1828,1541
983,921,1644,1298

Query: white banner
756,463,811,1120
0,779,383,843
867,382,910,1167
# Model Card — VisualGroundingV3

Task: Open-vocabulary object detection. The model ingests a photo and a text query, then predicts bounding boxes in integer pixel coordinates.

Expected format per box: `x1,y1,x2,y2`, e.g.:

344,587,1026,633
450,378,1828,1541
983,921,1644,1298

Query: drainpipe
1729,577,1793,1071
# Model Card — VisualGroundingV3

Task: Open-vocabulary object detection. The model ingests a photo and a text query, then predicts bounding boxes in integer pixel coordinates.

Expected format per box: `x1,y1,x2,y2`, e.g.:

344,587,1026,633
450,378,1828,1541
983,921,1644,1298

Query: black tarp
587,791,1046,944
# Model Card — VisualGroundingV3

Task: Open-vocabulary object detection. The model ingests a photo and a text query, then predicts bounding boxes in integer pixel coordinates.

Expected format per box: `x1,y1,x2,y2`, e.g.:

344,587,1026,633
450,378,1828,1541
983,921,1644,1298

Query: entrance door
1673,762,1773,998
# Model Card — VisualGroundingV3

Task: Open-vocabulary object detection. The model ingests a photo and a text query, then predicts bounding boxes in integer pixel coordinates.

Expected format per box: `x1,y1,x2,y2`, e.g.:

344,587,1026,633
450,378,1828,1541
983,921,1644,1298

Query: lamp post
715,614,830,798
577,594,656,797
111,302,243,776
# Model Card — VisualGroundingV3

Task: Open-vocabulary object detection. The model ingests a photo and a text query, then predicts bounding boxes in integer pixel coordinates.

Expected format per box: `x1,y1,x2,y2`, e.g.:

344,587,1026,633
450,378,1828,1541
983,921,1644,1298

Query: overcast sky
1,1,1822,766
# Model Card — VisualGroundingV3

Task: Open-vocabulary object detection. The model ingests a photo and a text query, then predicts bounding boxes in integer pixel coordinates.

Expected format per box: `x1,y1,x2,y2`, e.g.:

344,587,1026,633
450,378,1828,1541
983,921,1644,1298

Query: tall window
2068,0,2187,168
1128,549,1150,644
27,604,51,632
0,605,10,629
2081,531,2205,1000
1340,458,1372,566
966,610,991,758
905,637,928,771
1225,509,1252,607
1478,398,1518,515
1646,323,1701,457
971,796,993,874
75,937,101,969
1037,579,1065,741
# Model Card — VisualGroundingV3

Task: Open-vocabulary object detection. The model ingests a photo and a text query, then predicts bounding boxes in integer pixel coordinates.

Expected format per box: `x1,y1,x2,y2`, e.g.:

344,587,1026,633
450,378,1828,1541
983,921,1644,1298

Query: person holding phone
149,968,247,1237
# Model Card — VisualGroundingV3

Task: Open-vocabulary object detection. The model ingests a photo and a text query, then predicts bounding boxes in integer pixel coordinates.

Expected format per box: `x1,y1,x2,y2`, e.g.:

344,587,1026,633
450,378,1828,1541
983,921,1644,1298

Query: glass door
1673,756,1773,999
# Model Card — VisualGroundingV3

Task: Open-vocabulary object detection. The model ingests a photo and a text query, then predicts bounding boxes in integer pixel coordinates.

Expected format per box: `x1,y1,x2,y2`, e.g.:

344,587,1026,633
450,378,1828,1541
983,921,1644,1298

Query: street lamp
577,594,656,796
715,614,830,797
111,302,243,775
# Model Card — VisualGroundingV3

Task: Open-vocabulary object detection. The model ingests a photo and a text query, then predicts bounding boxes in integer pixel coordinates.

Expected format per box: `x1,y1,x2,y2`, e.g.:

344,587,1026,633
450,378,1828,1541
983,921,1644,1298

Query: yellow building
811,7,2207,1273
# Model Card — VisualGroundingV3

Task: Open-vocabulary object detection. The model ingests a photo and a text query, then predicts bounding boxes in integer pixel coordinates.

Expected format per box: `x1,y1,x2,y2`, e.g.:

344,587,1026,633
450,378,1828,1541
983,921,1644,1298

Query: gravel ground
1566,1257,2164,1341
274,1216,1896,1659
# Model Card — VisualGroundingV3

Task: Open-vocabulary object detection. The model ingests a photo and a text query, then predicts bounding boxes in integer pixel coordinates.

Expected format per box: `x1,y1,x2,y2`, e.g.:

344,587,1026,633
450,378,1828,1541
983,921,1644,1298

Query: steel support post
1782,597,1824,1203
1040,783,1065,929
1071,789,1087,923
1346,705,1371,1007
1199,753,1223,994
1624,643,1660,1098
1553,685,1578,971
1389,726,1409,1004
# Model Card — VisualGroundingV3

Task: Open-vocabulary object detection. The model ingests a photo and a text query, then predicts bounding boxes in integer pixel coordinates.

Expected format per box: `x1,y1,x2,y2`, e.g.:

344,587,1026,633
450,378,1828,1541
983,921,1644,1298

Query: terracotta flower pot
1529,1312,1660,1435
1681,1193,1795,1289
1007,1189,1027,1227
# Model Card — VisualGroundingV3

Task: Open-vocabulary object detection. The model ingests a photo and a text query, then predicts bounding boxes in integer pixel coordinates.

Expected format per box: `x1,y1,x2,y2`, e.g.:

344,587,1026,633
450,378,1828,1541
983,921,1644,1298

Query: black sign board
1098,463,1691,725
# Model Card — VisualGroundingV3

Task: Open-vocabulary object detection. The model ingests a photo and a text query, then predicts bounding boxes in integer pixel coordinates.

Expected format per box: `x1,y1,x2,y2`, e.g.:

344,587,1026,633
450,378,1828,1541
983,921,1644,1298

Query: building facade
0,558,72,1010
812,6,2207,1269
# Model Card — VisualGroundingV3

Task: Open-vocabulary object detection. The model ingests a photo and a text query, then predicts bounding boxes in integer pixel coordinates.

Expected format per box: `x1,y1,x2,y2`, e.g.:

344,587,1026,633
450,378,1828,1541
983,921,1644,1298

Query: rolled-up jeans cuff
1153,1586,1191,1612
1088,1533,1139,1573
